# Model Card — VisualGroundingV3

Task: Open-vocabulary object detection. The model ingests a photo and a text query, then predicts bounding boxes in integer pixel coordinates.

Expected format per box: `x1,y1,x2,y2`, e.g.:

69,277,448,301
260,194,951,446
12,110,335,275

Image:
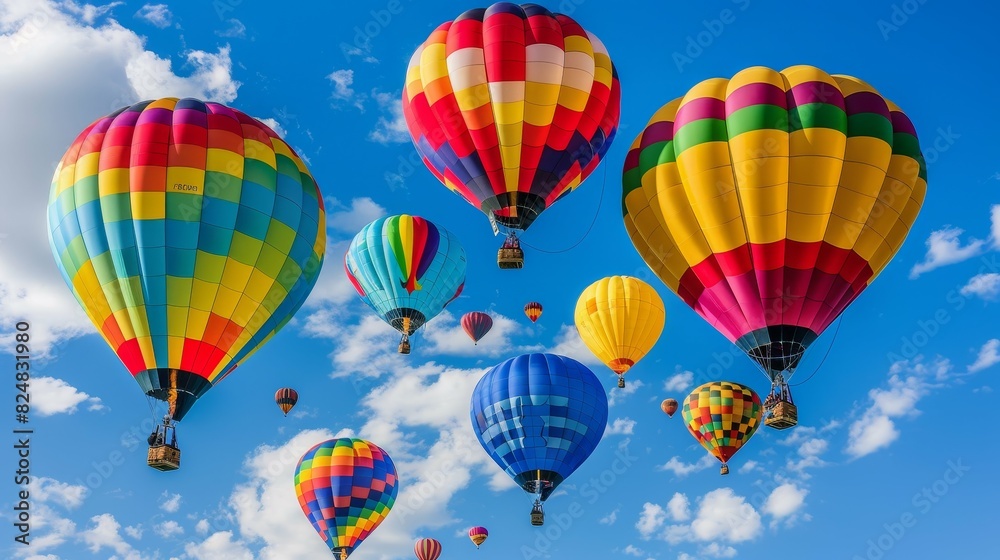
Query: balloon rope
517,160,608,254
789,316,843,387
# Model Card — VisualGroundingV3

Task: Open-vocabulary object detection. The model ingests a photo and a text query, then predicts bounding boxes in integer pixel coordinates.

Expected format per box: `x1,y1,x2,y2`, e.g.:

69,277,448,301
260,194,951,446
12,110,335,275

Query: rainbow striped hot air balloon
47,97,325,470
294,438,398,558
622,65,927,427
345,215,466,354
274,388,298,416
402,2,621,268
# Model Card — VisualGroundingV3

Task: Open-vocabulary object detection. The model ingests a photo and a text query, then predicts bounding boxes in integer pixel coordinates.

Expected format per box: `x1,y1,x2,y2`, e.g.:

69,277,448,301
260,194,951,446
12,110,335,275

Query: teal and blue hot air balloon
470,353,609,526
345,215,466,354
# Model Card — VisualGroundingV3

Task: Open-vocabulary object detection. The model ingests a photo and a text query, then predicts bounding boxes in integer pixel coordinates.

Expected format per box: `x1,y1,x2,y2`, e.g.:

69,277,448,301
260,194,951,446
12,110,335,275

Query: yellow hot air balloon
574,276,665,388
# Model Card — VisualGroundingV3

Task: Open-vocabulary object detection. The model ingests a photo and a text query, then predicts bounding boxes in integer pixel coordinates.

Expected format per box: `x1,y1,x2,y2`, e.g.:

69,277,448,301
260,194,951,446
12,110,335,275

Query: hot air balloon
414,538,442,560
524,302,543,323
275,388,298,416
402,2,622,269
574,276,665,388
471,353,608,525
462,311,494,345
622,65,927,429
682,381,762,475
294,438,398,559
345,215,466,354
46,98,326,471
469,526,489,548
660,398,678,417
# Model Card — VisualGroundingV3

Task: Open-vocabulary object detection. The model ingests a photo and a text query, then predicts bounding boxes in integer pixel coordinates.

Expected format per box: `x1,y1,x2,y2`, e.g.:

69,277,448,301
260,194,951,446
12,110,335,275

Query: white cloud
673,489,762,544
0,0,240,357
216,18,245,38
421,310,538,358
30,478,88,509
153,519,183,538
79,514,142,560
384,171,406,191
609,378,645,407
159,491,182,513
369,89,409,144
123,524,143,539
30,377,104,416
252,116,287,139
636,503,666,539
969,339,1000,372
547,324,606,368
134,3,170,28
700,543,738,558
606,417,637,435
666,492,691,522
664,371,694,392
62,1,123,24
910,227,987,278
195,519,211,535
763,483,808,519
599,508,619,525
185,531,254,560
738,460,759,474
658,455,715,477
623,544,647,556
960,273,1000,301
326,69,364,110
326,196,387,234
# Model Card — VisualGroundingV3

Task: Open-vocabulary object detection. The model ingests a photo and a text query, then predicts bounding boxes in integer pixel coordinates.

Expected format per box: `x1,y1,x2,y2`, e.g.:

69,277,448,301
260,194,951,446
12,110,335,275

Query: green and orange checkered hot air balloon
623,66,927,426
681,381,762,475
46,98,326,468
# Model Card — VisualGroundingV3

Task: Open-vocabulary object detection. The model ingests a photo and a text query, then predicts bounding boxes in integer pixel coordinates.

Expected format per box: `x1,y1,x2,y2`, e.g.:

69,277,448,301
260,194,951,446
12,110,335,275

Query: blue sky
1,0,998,559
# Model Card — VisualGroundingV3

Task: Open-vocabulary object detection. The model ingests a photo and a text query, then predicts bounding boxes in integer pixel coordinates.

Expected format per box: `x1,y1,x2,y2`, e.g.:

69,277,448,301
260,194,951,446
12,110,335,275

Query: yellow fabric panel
786,211,831,244
564,35,594,58
680,167,741,227
789,184,838,216
790,127,846,160
147,98,178,111
420,42,450,84
130,192,165,220
654,165,714,269
727,66,785,92
185,309,210,339
220,258,253,292
213,286,242,318
166,304,188,336
524,96,559,126
231,296,261,332
839,157,889,197
826,188,877,248
701,218,748,253
781,65,837,88
843,136,891,173
75,152,101,181
454,84,492,112
55,161,73,195
832,75,878,97
97,168,130,195
493,98,524,130
167,336,184,368
556,85,592,113
166,166,205,195
244,269,273,303
243,139,276,168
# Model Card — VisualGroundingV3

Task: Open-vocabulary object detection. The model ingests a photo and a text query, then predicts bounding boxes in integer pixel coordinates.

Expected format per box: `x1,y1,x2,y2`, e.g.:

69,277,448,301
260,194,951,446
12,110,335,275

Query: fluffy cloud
960,273,1000,301
30,377,104,416
910,227,987,278
159,491,182,513
658,455,715,477
369,89,409,144
664,371,694,392
134,3,171,28
636,502,667,539
326,69,364,110
969,339,1000,373
762,483,808,519
606,417,637,436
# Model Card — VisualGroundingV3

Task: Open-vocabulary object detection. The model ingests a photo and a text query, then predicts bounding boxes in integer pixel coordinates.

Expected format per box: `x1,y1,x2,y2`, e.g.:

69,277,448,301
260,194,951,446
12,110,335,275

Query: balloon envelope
681,382,762,466
47,97,326,421
524,302,543,323
462,311,494,344
469,526,489,547
414,538,442,560
574,276,665,375
622,65,927,380
294,438,398,557
470,353,608,501
345,215,466,339
661,398,678,417
275,388,298,416
402,2,621,232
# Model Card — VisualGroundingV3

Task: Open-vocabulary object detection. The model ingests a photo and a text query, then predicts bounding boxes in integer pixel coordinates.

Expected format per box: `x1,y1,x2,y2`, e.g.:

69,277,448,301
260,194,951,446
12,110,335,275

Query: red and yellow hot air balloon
622,65,927,428
660,398,678,418
524,302,543,323
469,526,489,548
414,538,442,560
681,381,762,475
275,388,298,416
574,276,665,388
402,2,621,269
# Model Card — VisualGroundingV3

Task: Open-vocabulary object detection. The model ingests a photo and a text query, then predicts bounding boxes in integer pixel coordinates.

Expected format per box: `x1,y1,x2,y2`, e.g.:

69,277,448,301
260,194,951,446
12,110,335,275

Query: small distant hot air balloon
524,302,543,323
574,276,665,388
462,312,494,345
294,438,398,558
660,398,678,418
469,526,488,548
681,382,762,475
414,538,442,560
345,215,466,354
402,3,622,269
623,65,927,429
471,353,608,526
275,388,298,416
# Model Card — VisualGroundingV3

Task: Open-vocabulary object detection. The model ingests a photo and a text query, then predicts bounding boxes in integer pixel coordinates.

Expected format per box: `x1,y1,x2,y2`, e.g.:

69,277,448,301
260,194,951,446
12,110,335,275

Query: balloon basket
617,377,626,388
398,338,411,354
497,246,524,269
530,510,544,526
147,444,181,471
720,463,729,475
765,401,798,430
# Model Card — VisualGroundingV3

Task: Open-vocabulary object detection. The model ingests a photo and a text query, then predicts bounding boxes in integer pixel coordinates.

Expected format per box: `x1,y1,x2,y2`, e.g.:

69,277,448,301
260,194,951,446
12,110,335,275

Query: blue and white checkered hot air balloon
470,353,609,526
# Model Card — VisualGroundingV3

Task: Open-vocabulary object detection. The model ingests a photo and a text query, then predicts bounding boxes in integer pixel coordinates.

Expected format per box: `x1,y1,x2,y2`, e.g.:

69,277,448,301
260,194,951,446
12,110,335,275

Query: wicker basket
497,247,524,269
147,444,181,471
530,511,544,526
398,340,411,354
764,401,798,430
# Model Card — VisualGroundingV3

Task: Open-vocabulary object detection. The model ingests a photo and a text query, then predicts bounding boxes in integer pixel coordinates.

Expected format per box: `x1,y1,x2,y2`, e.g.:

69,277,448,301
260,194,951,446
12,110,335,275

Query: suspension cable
789,316,844,387
517,160,609,254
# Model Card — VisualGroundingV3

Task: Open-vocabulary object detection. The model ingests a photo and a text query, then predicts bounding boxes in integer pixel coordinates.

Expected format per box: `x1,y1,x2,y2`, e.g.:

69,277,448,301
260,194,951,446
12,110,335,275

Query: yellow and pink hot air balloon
623,65,927,428
469,526,489,548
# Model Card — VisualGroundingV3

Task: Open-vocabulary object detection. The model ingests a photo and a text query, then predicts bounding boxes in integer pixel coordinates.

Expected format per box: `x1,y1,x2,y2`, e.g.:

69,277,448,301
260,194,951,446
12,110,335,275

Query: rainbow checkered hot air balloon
681,381,763,475
622,65,927,427
294,438,398,558
46,98,325,466
402,2,621,267
345,215,466,354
